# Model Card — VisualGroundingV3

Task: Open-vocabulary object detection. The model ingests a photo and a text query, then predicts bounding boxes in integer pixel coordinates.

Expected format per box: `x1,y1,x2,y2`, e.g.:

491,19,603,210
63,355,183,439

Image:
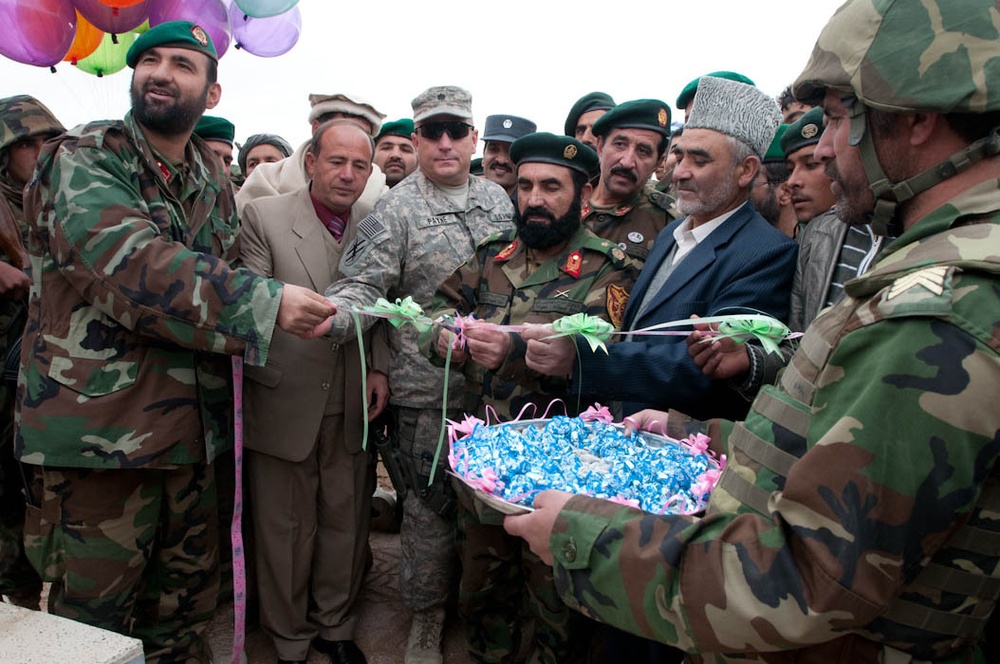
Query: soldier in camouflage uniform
15,22,334,663
505,1,1000,662
423,132,637,663
319,86,514,664
582,99,677,273
0,95,64,609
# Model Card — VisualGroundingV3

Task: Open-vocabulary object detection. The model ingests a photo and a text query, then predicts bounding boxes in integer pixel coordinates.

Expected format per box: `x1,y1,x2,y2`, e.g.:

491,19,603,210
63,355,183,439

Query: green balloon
76,30,137,77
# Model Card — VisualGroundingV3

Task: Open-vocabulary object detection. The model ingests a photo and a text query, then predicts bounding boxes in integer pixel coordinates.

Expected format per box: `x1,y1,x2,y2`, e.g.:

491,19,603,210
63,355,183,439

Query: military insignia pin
562,251,583,278
802,124,819,139
657,108,668,126
564,144,578,159
627,231,644,243
503,119,513,129
191,25,209,46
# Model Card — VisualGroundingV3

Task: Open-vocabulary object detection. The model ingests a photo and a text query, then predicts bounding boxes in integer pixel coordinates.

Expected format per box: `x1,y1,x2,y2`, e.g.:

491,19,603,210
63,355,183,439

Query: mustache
521,205,556,223
610,165,637,182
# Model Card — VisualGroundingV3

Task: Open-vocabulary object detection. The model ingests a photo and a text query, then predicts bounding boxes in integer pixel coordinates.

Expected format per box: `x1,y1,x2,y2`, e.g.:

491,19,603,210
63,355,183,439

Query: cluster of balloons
0,0,301,76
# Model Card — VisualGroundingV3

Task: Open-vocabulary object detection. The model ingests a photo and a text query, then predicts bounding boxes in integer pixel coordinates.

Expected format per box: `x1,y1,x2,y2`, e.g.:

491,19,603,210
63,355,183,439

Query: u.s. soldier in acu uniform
505,1,1000,662
317,86,514,664
583,99,678,273
425,132,637,664
15,22,334,663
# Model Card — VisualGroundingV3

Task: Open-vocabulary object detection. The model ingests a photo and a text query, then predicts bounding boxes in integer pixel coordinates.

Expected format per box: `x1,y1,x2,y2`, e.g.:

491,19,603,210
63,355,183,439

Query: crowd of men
1,1,999,664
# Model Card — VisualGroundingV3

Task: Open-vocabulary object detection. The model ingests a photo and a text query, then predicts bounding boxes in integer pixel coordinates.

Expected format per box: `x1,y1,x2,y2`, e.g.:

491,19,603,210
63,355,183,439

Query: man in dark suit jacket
526,76,797,423
240,120,390,664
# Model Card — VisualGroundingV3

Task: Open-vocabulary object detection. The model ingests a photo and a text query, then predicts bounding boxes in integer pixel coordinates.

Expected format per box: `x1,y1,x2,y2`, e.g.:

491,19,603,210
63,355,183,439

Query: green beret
762,125,790,163
469,157,484,176
591,99,671,139
780,107,825,157
563,91,615,136
193,115,234,144
126,21,218,69
676,71,755,110
509,132,599,179
375,118,414,143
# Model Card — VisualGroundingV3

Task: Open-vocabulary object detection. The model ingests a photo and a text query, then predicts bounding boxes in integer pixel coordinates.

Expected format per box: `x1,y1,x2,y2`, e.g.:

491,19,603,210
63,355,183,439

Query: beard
825,161,874,225
753,185,782,226
514,197,582,250
131,76,208,137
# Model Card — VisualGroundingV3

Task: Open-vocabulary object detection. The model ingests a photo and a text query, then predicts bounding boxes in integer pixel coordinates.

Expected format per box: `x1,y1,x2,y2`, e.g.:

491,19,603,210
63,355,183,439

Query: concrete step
0,601,144,664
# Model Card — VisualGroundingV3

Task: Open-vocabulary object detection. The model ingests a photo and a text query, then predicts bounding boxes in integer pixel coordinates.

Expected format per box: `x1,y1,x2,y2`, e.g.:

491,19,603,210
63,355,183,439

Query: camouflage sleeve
494,259,635,387
419,249,484,367
550,316,1000,654
38,142,281,366
323,209,405,343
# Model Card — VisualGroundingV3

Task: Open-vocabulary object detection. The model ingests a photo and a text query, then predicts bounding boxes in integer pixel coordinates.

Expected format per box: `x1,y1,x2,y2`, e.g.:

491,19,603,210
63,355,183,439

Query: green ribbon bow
370,296,432,332
548,313,615,353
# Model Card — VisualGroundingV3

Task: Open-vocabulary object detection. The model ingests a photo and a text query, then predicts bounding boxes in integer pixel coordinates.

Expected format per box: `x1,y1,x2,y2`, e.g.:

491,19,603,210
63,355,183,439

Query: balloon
98,0,144,7
0,0,77,67
232,0,296,19
63,10,102,64
147,0,230,58
75,26,136,76
230,4,300,58
74,0,149,34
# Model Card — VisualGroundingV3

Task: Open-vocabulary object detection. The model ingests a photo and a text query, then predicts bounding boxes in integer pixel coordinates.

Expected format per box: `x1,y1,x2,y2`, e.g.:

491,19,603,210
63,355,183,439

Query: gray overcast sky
1,0,847,151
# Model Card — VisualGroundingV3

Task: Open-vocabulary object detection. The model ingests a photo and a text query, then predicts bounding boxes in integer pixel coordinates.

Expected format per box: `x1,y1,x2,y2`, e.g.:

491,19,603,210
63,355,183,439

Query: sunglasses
416,121,473,141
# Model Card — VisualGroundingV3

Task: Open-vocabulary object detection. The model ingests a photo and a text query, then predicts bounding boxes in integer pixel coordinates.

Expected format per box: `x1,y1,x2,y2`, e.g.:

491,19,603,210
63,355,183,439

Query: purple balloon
73,0,149,34
229,3,299,58
232,0,297,19
147,0,231,58
0,0,76,67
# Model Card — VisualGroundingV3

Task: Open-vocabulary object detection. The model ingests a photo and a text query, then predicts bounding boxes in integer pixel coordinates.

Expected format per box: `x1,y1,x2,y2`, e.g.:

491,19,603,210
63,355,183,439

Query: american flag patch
357,215,387,240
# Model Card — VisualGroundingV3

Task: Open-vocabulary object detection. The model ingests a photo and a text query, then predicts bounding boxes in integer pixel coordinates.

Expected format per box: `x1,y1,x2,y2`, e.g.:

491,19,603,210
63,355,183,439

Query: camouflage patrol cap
591,99,672,138
0,95,65,154
126,21,218,69
510,132,599,179
793,0,1000,113
412,86,473,124
780,107,824,157
676,71,755,111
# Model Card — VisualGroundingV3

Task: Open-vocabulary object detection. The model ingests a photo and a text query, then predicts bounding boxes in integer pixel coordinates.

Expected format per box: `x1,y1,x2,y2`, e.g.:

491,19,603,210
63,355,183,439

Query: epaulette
579,231,628,269
647,189,676,214
477,227,517,249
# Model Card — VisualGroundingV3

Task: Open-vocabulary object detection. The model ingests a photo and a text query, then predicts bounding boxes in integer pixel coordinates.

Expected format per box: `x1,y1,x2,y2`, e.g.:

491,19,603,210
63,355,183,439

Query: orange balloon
63,11,103,65
98,0,146,7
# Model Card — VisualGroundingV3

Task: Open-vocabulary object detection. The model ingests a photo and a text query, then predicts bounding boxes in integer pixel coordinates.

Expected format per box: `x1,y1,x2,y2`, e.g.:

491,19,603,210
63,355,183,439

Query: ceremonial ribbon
351,311,369,450
230,356,247,664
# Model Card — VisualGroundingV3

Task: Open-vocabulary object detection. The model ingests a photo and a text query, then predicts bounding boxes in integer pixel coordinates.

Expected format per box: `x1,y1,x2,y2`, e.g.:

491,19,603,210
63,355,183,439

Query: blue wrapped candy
449,415,722,514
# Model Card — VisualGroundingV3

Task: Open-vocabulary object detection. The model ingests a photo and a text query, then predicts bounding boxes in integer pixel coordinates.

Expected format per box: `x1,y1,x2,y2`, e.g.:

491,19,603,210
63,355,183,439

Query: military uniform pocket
46,355,139,397
22,473,63,582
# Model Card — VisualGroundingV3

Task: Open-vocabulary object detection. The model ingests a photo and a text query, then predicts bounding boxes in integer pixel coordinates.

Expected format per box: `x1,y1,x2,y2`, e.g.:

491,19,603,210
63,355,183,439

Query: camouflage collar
124,112,221,202
582,190,643,218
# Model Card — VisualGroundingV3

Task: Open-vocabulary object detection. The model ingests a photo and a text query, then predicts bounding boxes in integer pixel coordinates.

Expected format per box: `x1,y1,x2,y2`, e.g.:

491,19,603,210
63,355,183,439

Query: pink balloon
0,0,77,67
73,0,149,34
147,0,230,58
229,3,299,58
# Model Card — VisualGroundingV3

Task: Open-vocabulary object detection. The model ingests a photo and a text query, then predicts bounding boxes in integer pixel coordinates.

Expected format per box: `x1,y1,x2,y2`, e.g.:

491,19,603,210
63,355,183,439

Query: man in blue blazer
526,76,797,422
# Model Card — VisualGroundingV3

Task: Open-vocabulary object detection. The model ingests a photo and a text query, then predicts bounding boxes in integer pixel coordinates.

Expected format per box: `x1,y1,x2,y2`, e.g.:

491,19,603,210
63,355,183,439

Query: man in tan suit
240,119,390,664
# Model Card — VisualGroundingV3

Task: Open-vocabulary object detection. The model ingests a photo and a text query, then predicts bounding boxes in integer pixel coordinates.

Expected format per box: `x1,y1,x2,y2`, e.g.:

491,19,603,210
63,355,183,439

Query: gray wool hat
482,115,536,143
685,76,782,159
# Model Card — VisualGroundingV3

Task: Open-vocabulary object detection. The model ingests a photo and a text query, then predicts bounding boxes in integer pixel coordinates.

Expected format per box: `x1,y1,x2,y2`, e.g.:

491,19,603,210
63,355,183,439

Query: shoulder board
478,227,517,248
647,189,676,213
578,231,629,268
